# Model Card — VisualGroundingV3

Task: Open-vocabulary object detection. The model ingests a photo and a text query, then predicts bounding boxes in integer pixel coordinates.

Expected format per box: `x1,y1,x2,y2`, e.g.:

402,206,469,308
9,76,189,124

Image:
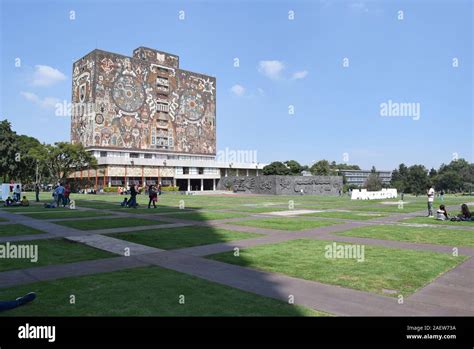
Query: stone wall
217,175,342,195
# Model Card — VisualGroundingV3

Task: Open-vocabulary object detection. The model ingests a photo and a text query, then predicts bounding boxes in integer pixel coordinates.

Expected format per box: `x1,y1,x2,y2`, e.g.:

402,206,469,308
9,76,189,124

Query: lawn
226,217,340,231
109,226,262,250
0,238,115,272
402,217,474,227
338,225,474,248
0,266,326,316
21,210,113,220
163,211,248,221
208,239,466,296
301,211,387,221
55,217,163,231
0,224,45,238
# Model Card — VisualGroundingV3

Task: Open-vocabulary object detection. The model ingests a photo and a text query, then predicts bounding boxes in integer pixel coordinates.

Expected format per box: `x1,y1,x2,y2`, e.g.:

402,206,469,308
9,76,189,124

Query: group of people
3,184,29,207
44,183,71,208
427,186,473,222
119,183,161,209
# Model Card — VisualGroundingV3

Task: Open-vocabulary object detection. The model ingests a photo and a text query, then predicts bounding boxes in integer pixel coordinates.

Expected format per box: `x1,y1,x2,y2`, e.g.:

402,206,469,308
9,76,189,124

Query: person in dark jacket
128,185,138,208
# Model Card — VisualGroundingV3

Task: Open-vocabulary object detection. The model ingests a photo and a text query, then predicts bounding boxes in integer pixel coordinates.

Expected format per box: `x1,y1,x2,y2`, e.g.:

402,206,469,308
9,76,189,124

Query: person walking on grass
148,185,157,209
64,183,71,206
427,185,435,217
128,184,138,208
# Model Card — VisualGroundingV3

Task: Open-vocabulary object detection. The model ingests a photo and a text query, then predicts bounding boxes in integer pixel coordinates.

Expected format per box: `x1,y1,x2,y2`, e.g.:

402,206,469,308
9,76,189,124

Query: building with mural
69,46,263,191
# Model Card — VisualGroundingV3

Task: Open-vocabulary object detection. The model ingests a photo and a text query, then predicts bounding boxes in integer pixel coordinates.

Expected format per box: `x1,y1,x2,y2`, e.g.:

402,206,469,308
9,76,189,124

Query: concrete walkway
0,201,473,316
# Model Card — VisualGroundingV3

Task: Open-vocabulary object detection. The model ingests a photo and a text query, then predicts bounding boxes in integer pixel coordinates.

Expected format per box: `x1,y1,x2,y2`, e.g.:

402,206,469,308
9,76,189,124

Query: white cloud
230,84,245,97
292,70,309,80
258,60,285,80
349,2,369,13
32,65,67,86
257,88,265,96
21,91,61,109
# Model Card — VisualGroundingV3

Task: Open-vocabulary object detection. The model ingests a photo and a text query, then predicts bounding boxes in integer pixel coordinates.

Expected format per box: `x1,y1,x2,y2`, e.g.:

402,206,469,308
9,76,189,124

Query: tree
284,160,303,175
262,161,291,175
30,142,97,183
364,173,382,191
14,134,42,183
0,120,20,182
391,163,409,193
406,165,430,195
310,160,335,176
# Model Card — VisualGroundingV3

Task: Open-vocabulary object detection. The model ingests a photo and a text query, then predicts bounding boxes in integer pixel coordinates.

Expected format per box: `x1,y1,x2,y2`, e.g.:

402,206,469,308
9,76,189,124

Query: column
246,169,249,176
256,169,259,177
141,166,145,187
95,170,98,190
173,178,176,187
236,169,239,177
213,178,216,191
187,178,191,191
225,169,228,177
200,178,204,191
124,166,127,188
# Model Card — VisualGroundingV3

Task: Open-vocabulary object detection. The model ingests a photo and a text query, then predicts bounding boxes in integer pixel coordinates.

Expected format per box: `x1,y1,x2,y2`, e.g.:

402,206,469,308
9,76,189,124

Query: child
4,197,13,207
436,205,448,221
120,197,128,207
20,196,29,207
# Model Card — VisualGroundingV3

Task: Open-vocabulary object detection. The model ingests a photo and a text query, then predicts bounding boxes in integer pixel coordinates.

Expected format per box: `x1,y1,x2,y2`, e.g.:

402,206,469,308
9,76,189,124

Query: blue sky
0,0,472,170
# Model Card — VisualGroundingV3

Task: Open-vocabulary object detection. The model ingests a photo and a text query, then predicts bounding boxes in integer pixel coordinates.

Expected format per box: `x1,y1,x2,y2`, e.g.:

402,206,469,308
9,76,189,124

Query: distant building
337,169,392,187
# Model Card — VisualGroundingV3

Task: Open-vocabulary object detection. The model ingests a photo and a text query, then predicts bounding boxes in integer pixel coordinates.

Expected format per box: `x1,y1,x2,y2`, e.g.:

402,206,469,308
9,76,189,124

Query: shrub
161,186,179,192
103,187,118,193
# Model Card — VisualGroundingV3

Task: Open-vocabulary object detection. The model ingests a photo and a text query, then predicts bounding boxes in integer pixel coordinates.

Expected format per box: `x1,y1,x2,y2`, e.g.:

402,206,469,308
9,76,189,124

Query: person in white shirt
427,186,435,217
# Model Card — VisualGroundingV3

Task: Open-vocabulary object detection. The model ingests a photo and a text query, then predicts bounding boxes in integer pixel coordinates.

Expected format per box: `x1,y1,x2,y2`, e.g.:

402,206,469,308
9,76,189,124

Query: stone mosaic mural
71,47,216,155
217,176,343,196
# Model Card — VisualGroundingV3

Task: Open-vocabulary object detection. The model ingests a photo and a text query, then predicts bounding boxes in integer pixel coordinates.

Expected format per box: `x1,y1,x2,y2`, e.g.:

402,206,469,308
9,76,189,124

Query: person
0,292,36,313
148,185,157,209
64,184,71,206
54,183,65,207
4,197,13,207
9,179,14,194
400,191,404,201
128,184,137,208
157,183,162,196
120,197,128,207
440,190,445,202
427,185,435,217
457,204,472,221
35,182,40,202
20,196,29,207
436,205,449,221
13,184,21,202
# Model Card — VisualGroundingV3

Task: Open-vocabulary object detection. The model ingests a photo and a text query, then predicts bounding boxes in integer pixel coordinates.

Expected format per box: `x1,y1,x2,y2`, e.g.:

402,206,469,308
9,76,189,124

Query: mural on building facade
71,47,216,155
217,176,343,196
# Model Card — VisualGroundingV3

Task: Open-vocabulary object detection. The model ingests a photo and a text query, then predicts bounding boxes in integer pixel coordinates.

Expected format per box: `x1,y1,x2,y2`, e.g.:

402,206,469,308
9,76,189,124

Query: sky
0,0,472,171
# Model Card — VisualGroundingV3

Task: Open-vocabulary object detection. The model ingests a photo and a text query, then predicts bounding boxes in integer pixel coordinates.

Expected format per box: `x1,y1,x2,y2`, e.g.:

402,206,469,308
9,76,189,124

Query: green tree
30,142,97,183
284,160,303,175
262,161,291,175
0,120,20,182
406,165,430,195
364,173,382,191
310,160,335,176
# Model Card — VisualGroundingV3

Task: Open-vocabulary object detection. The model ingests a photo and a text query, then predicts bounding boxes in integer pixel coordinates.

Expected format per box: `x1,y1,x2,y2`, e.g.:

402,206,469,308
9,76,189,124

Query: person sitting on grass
4,196,13,207
436,205,449,221
0,292,36,313
120,197,128,207
457,204,472,221
20,196,29,207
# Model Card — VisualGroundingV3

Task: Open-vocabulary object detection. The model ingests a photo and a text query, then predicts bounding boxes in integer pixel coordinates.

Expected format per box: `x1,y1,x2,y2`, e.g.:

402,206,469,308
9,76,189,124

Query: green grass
0,224,45,238
55,217,162,231
163,211,248,221
0,217,8,222
338,225,474,248
0,239,115,272
0,266,326,316
402,217,474,227
208,239,466,296
110,226,262,250
0,206,70,212
21,210,113,220
108,206,195,214
226,217,340,231
301,211,387,221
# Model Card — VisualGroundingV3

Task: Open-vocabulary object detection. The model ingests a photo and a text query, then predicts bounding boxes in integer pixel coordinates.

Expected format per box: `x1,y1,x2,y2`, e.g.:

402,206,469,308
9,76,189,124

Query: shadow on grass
0,192,314,316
